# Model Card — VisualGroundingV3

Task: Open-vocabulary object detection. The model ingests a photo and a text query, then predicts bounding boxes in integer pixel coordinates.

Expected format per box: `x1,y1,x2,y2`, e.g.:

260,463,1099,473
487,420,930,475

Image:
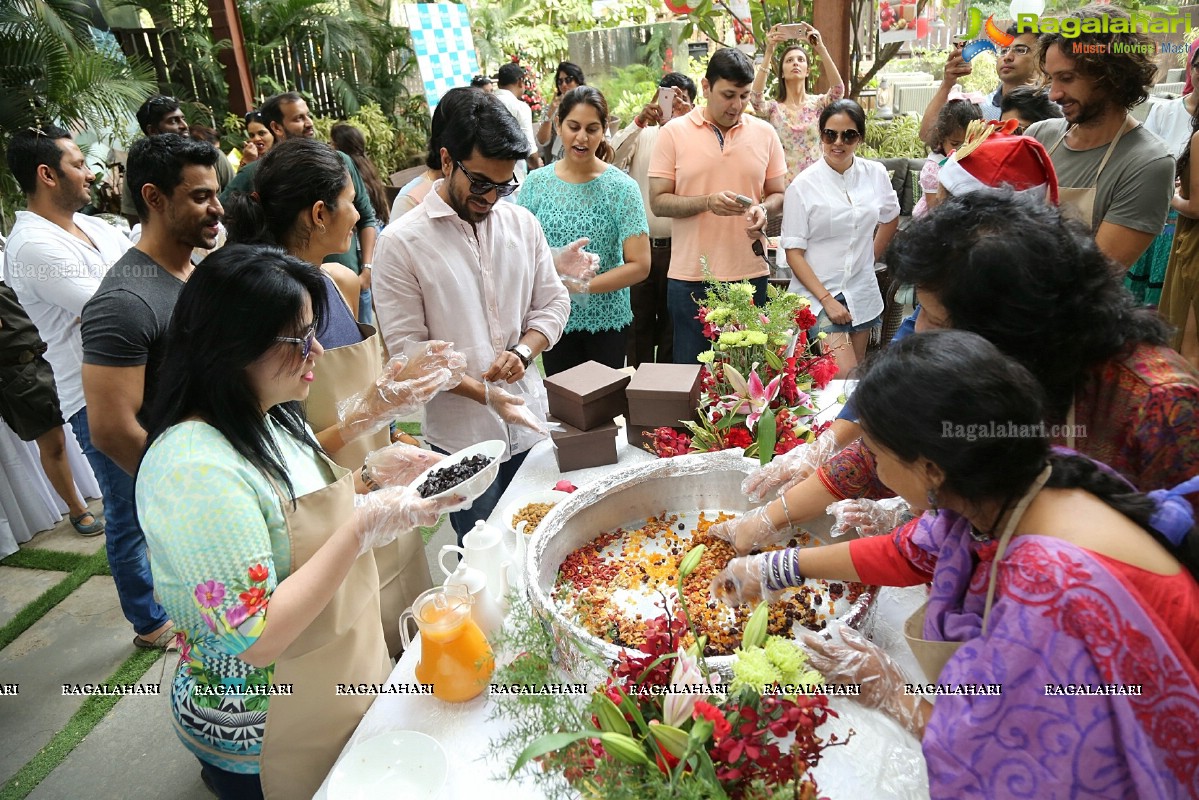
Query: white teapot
438,548,506,638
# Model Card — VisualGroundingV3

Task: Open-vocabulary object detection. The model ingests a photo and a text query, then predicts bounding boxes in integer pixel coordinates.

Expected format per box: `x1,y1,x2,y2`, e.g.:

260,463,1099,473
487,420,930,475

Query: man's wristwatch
508,343,533,369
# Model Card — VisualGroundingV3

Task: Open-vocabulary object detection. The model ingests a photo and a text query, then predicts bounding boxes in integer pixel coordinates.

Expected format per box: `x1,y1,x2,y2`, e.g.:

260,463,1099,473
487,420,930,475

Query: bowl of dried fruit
526,449,877,681
500,490,571,593
410,440,506,513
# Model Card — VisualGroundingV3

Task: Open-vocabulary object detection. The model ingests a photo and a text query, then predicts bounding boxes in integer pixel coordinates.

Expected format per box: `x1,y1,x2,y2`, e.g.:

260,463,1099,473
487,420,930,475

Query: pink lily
663,648,720,727
720,366,782,432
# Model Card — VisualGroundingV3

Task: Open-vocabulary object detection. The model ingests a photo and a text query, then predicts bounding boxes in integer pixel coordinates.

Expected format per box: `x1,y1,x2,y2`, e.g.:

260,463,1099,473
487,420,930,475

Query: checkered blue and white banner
400,3,480,109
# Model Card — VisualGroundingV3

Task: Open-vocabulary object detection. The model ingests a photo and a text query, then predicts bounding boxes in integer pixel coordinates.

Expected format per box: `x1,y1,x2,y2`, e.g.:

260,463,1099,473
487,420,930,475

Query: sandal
133,627,179,651
70,511,105,536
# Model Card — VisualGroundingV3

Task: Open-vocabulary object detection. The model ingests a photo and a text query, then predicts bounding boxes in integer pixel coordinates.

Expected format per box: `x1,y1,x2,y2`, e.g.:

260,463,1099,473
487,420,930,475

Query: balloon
1009,0,1045,18
663,0,694,13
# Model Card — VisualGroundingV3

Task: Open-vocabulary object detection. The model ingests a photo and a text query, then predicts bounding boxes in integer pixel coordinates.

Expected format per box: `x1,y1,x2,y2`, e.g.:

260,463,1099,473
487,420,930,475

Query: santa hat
937,119,1059,206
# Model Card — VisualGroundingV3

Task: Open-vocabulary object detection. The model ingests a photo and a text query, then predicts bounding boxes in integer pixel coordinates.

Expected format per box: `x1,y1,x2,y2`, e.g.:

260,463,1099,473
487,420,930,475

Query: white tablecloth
317,381,932,799
0,417,100,559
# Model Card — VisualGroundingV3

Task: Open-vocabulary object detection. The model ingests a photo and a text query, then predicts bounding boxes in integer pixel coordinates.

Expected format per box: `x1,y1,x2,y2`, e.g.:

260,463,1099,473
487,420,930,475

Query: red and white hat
938,119,1059,205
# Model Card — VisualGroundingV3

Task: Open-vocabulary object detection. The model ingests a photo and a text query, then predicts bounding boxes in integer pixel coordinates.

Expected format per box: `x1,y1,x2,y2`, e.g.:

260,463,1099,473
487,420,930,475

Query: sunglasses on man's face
454,160,519,197
276,324,317,360
820,128,862,145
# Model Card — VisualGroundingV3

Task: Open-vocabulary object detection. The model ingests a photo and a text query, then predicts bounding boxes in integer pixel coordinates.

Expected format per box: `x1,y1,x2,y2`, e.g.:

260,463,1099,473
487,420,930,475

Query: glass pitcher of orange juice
399,584,495,702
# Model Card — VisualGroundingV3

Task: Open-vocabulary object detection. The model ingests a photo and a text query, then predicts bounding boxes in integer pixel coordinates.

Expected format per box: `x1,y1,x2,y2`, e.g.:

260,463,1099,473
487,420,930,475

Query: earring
926,488,939,516
317,223,327,235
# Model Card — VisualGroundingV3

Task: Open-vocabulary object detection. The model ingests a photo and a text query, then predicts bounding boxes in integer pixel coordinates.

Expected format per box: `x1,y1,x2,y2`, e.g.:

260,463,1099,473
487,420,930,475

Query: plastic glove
362,443,444,488
485,382,548,434
336,343,466,441
742,434,844,503
800,626,925,735
826,497,911,538
352,484,462,556
709,554,786,606
707,504,790,556
552,238,599,296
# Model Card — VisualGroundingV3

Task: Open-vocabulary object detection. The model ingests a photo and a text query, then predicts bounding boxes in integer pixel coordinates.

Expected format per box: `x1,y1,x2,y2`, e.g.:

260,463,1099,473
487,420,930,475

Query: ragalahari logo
958,0,1045,61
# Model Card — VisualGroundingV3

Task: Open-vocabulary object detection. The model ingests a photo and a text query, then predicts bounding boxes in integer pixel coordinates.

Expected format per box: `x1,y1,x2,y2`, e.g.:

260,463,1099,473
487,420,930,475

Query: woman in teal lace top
519,86,650,374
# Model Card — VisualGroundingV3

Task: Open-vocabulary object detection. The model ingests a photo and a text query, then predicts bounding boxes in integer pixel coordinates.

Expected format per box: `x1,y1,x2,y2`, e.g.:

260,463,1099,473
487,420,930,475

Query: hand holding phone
777,23,805,39
734,194,754,207
657,86,676,122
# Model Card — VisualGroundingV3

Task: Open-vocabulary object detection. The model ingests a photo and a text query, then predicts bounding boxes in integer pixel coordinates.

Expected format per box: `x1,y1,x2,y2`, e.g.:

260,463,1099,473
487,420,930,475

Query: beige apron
258,458,391,799
902,465,1052,682
1048,116,1133,230
305,321,432,656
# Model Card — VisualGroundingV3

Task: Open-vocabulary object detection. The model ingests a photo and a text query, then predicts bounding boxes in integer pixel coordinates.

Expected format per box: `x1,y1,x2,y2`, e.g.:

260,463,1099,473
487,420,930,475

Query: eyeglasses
820,128,862,145
999,44,1032,57
454,160,519,197
556,76,578,86
275,324,317,360
146,95,178,110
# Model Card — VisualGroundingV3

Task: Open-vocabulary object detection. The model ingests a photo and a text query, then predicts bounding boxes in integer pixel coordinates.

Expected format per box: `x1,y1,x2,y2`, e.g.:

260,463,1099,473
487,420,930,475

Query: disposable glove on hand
552,238,599,296
742,434,843,503
353,485,461,556
336,343,465,441
707,504,790,556
709,554,784,606
362,443,444,488
485,382,547,434
800,626,926,735
826,497,911,538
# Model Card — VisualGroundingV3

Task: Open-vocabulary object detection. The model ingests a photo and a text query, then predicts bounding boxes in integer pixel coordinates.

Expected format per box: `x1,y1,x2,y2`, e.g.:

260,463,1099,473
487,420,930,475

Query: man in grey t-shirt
1026,5,1173,270
81,134,222,649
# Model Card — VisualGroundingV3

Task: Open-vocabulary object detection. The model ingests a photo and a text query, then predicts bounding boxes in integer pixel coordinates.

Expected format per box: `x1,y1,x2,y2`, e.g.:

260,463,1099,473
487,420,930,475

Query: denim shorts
816,293,882,334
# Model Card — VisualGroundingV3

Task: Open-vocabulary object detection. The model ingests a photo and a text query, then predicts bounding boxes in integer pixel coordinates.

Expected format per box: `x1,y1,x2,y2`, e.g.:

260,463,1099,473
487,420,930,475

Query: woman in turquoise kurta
519,86,650,374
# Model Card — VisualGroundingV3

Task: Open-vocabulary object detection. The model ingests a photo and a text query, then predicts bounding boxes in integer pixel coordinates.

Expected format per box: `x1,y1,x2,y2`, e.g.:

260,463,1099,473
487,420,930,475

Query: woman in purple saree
712,330,1199,799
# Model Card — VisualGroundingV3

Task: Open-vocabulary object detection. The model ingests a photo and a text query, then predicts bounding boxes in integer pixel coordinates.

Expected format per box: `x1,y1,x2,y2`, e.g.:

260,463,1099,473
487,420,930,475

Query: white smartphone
657,86,676,121
777,23,805,38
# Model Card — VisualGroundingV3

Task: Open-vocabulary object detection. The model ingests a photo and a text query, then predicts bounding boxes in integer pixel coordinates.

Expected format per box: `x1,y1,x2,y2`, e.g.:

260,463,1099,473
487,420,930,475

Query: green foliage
594,64,660,130
858,111,927,159
0,0,155,232
311,103,425,175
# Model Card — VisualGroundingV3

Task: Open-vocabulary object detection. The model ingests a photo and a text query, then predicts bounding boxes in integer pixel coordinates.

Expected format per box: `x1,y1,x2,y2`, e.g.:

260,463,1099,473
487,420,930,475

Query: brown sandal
133,627,179,651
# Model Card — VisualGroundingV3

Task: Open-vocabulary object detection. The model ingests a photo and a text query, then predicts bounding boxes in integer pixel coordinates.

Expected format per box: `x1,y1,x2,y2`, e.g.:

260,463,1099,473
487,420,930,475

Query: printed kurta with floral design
750,84,845,185
137,417,333,774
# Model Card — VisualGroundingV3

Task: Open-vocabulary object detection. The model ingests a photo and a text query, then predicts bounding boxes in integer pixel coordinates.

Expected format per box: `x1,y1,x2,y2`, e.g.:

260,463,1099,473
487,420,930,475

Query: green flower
697,350,716,364
718,331,744,347
730,283,755,298
745,331,768,346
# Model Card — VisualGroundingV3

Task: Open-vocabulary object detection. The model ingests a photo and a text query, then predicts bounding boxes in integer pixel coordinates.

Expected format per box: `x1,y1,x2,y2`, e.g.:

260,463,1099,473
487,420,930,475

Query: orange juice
415,601,495,702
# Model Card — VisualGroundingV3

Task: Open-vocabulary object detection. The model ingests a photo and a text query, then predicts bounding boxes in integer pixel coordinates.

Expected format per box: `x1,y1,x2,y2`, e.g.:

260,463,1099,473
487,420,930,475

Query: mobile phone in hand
777,23,805,38
734,194,754,207
657,86,676,122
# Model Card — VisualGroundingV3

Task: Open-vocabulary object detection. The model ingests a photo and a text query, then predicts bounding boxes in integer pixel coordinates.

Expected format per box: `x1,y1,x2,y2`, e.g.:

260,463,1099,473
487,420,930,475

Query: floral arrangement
493,548,846,800
648,278,838,464
508,50,545,115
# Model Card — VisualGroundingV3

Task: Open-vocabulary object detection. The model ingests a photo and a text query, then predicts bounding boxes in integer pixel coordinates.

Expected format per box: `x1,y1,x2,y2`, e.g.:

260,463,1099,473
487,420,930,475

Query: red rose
795,307,818,330
723,426,753,449
247,563,268,583
694,700,732,740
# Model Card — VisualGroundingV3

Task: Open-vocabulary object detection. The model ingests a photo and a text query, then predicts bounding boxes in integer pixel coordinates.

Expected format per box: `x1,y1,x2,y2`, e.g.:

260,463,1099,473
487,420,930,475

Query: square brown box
626,363,702,428
544,360,631,431
550,416,619,472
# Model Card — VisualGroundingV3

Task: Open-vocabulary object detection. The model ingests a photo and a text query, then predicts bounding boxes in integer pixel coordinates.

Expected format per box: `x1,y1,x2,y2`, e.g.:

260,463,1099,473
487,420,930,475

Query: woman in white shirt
779,99,900,365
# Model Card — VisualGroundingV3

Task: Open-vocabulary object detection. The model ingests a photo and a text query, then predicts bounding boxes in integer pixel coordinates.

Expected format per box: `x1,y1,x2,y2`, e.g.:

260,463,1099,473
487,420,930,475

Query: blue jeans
433,447,528,546
667,276,769,365
68,407,169,636
358,286,373,325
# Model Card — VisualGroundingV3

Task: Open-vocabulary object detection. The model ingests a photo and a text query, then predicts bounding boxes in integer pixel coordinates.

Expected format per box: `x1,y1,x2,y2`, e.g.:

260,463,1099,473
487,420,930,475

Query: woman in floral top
136,245,454,798
751,23,845,190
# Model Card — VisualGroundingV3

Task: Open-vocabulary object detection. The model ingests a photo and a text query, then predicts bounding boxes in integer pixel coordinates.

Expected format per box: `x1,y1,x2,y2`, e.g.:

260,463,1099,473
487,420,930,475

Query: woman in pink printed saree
712,330,1199,799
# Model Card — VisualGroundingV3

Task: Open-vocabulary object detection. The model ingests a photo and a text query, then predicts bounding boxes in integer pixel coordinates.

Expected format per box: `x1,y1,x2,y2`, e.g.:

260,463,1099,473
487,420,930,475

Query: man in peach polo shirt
649,47,787,364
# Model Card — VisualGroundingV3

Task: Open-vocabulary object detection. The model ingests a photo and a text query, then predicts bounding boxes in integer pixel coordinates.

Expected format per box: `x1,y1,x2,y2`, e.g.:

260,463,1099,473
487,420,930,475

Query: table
317,381,932,799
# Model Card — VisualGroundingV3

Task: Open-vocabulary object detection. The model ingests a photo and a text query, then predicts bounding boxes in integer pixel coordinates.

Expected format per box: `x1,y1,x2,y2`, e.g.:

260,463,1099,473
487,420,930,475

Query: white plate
328,730,448,800
409,440,506,513
500,489,572,536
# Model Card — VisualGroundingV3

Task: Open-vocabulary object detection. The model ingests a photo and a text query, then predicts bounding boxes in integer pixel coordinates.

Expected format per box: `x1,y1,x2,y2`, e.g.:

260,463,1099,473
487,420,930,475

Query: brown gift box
626,363,703,428
544,360,631,431
549,416,619,472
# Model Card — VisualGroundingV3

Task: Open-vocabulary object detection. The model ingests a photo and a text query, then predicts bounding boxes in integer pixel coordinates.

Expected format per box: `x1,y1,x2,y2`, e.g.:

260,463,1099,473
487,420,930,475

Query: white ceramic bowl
328,730,448,800
409,440,506,513
500,489,572,537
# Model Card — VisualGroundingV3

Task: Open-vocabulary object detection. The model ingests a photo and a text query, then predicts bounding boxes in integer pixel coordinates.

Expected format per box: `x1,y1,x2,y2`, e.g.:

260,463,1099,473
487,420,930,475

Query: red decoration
663,0,694,14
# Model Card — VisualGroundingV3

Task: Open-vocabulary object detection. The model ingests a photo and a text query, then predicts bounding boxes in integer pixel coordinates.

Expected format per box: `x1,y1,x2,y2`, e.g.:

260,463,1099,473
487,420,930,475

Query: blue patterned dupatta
903,512,1199,799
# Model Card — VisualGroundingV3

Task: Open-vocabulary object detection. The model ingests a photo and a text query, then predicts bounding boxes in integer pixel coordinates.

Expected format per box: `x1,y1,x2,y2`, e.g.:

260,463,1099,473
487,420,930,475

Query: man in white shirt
373,88,570,544
494,62,542,182
3,126,132,533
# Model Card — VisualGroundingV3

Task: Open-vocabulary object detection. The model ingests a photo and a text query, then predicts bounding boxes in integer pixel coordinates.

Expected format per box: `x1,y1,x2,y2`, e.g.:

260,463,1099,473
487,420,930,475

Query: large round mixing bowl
526,450,877,680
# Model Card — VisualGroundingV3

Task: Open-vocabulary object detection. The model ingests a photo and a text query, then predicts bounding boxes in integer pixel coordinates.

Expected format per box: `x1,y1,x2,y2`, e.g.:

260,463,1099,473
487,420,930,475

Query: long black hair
141,244,328,504
853,330,1196,579
886,188,1168,418
223,137,349,252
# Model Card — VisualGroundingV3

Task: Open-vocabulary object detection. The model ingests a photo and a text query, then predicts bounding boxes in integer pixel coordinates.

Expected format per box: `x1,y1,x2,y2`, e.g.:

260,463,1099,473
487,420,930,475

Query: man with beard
1026,4,1173,269
221,92,377,304
371,88,570,544
3,126,132,536
80,134,221,649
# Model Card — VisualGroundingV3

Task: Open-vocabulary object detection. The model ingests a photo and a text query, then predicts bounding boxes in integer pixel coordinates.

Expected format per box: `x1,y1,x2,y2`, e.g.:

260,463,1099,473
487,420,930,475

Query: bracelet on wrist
778,494,794,526
818,293,833,303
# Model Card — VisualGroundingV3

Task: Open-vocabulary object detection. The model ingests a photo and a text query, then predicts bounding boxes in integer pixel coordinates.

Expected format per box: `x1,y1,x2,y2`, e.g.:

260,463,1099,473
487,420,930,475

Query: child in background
912,94,983,217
